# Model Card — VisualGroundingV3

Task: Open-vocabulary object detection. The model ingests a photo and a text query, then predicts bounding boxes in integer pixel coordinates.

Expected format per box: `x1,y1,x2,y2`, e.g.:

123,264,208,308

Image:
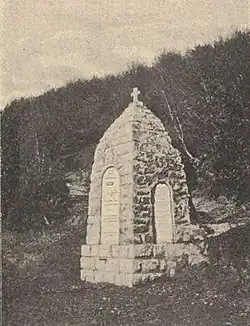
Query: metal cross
131,87,141,103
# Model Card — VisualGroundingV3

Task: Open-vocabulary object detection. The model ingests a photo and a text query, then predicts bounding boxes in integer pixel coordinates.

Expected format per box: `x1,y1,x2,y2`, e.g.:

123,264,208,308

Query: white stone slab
154,183,174,243
101,167,120,244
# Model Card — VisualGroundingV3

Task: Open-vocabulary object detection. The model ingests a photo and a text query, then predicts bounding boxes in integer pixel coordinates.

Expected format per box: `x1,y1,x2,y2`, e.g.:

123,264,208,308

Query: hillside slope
2,30,250,232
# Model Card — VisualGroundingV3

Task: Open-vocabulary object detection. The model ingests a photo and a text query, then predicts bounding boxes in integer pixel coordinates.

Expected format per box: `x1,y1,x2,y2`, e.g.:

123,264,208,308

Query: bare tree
150,66,201,223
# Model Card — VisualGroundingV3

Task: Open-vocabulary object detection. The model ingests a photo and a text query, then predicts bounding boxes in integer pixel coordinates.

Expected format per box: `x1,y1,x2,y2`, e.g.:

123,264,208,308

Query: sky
1,0,249,109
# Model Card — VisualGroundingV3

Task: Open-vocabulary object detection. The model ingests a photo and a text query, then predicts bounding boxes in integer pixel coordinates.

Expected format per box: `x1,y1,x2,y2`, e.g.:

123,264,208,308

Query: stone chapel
80,88,202,287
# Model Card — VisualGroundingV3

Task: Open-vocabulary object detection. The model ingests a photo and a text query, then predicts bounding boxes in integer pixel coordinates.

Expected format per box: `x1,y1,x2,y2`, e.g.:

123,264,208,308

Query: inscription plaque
101,167,120,244
154,183,174,243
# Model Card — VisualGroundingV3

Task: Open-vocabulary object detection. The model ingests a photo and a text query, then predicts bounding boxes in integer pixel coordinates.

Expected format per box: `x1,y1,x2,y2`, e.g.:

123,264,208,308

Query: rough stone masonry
80,87,204,287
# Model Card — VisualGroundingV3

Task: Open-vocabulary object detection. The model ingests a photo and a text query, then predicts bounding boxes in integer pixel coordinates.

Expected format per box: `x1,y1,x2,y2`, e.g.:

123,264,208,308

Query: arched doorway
153,183,174,243
101,167,120,244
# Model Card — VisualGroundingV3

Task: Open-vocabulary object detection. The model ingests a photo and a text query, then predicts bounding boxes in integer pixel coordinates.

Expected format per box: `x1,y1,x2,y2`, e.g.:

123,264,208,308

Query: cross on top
131,87,141,103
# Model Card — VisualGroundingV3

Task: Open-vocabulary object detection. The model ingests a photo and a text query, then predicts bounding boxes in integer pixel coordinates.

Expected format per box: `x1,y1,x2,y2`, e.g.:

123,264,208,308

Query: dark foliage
2,30,250,231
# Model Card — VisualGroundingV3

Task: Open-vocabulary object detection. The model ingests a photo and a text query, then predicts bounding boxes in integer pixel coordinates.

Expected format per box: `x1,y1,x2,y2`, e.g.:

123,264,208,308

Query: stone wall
86,108,134,245
80,242,205,287
131,105,190,243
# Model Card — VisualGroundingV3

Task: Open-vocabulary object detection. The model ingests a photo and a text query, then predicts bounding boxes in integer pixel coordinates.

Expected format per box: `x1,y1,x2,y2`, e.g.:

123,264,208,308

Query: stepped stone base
80,242,205,287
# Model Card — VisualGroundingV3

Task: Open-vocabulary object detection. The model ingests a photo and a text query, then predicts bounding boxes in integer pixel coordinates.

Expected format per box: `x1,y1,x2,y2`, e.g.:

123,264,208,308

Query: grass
2,227,250,326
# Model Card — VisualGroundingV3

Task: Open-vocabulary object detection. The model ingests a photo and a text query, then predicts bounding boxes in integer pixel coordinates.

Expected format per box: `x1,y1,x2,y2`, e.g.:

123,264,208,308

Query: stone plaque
101,167,120,244
154,183,174,243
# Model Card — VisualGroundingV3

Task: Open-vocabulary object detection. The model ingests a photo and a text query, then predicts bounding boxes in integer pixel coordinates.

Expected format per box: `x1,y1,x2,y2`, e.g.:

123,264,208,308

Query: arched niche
100,167,120,244
153,183,174,243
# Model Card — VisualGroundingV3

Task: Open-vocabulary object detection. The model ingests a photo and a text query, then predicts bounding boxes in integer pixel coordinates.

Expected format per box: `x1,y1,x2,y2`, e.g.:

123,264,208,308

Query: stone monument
80,87,200,287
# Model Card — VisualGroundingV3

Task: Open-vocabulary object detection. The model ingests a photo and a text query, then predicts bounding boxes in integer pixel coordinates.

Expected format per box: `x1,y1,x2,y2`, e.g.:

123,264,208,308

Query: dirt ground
3,265,250,326
2,229,250,326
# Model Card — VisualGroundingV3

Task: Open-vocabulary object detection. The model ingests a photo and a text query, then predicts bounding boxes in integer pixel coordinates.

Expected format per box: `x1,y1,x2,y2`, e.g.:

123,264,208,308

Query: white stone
101,167,120,245
95,258,107,270
111,245,121,258
154,183,174,243
119,259,135,273
111,244,134,258
102,272,116,284
90,244,100,257
80,257,96,270
99,245,112,258
125,274,133,287
86,224,100,244
105,258,120,273
81,245,91,257
86,273,96,283
81,269,95,282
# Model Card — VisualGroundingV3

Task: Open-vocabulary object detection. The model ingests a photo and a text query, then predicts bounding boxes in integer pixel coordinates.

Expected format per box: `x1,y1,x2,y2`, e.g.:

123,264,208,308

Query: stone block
119,259,135,273
86,224,100,244
96,258,107,270
153,244,167,257
87,215,99,225
81,245,91,257
164,243,176,258
124,274,133,287
120,175,132,186
90,174,102,185
80,257,96,270
133,273,150,285
102,272,116,284
81,269,95,283
117,164,130,176
95,271,105,283
99,245,112,258
115,273,133,287
105,258,120,273
111,245,120,258
114,273,122,286
111,245,134,258
133,260,143,273
121,245,135,258
119,226,133,243
90,244,100,256
80,269,87,281
115,273,131,287
159,259,167,272
140,258,160,273
86,272,96,283
120,203,129,214
88,203,101,216
134,244,153,258
88,191,101,201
